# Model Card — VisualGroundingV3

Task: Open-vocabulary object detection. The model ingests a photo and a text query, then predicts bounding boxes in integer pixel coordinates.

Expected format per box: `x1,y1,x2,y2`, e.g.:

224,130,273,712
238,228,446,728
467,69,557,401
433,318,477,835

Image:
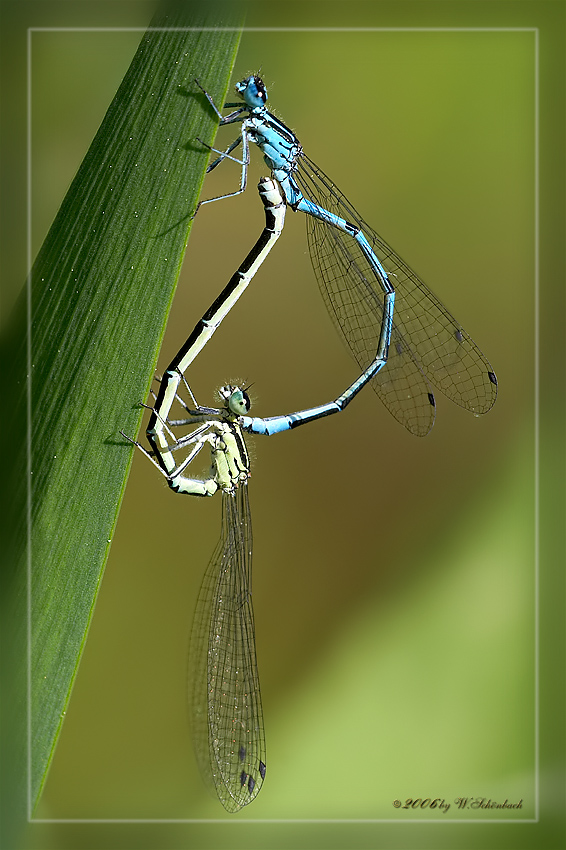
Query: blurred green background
6,0,564,848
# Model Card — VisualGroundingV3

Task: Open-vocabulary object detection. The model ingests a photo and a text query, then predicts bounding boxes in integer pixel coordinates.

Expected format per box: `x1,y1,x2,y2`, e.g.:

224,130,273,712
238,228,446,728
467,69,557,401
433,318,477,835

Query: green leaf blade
28,5,243,809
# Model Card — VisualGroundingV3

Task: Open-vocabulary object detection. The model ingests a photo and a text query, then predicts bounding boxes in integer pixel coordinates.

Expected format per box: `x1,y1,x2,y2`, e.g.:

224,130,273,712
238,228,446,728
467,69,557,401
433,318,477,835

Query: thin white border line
27,26,538,32
27,25,539,826
26,24,33,825
31,817,538,825
533,25,540,824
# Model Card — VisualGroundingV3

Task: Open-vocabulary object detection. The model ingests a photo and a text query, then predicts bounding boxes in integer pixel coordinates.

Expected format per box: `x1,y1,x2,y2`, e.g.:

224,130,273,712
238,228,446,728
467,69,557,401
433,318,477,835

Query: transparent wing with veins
189,484,266,812
296,154,497,436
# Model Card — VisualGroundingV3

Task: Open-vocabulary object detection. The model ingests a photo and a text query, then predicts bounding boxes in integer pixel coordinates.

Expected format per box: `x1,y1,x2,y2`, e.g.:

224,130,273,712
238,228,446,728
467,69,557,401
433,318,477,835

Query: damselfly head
219,384,252,416
236,75,267,108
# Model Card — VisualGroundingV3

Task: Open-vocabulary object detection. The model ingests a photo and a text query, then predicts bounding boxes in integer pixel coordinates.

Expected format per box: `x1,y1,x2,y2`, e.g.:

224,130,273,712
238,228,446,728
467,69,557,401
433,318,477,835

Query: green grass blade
26,3,243,809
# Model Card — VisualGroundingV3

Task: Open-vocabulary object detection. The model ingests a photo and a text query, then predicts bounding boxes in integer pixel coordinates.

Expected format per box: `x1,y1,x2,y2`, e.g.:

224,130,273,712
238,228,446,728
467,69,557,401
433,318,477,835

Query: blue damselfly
195,74,497,437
